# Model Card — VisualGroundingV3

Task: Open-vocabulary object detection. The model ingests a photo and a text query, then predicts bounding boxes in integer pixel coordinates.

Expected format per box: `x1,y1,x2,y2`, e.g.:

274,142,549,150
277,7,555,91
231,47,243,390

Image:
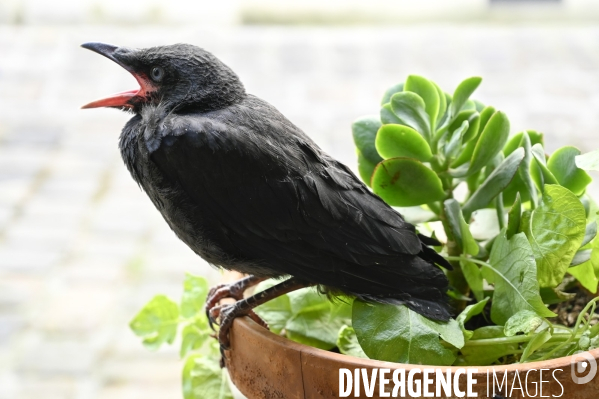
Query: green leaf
256,283,352,350
459,326,518,366
444,199,479,256
180,274,209,319
531,144,559,189
353,301,463,366
390,92,432,141
468,111,511,175
433,82,447,123
456,297,490,340
504,310,543,337
523,185,587,288
254,279,293,334
450,77,482,119
448,110,480,143
444,121,469,160
375,124,433,161
484,231,555,325
540,287,576,305
372,158,445,207
503,130,544,156
506,192,522,240
352,116,383,165
381,82,404,105
521,330,552,363
571,249,592,267
405,75,440,130
356,151,377,187
462,260,484,301
180,322,211,358
477,106,496,134
575,149,599,171
183,355,233,399
337,325,367,358
569,260,599,294
380,103,402,125
462,148,524,217
547,146,592,196
130,295,180,350
582,221,598,247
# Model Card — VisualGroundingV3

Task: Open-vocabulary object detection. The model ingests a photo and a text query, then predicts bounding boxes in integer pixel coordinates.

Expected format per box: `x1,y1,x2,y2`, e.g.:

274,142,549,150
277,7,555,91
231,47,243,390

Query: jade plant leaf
523,185,586,288
504,130,544,156
444,199,479,256
467,111,511,175
547,146,592,195
352,301,464,366
375,124,433,161
380,82,404,105
352,116,383,165
462,260,484,302
506,192,522,240
449,77,482,119
531,144,559,190
380,103,402,125
337,325,367,358
433,82,447,123
462,148,524,217
483,231,555,325
357,151,377,187
371,158,445,207
183,355,233,399
404,75,440,130
390,92,432,141
448,110,480,144
130,294,180,350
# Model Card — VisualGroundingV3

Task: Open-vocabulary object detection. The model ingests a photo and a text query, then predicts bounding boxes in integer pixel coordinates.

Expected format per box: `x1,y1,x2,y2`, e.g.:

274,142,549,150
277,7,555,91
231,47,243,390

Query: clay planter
226,317,599,399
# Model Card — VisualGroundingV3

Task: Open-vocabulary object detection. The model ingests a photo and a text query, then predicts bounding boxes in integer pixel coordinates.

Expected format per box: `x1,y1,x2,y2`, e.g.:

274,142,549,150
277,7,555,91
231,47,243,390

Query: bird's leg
214,277,308,351
205,275,265,330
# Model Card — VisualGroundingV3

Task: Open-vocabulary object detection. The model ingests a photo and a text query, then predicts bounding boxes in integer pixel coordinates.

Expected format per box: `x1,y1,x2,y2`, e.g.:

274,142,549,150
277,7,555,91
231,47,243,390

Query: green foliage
348,75,599,368
130,274,233,399
371,158,445,206
352,300,463,366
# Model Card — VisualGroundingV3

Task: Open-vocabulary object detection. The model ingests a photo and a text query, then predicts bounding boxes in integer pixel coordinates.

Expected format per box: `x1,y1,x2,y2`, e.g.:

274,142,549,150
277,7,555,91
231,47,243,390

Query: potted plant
129,76,599,398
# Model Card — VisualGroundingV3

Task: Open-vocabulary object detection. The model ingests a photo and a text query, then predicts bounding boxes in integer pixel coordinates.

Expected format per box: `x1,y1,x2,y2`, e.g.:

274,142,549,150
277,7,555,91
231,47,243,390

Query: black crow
81,42,452,348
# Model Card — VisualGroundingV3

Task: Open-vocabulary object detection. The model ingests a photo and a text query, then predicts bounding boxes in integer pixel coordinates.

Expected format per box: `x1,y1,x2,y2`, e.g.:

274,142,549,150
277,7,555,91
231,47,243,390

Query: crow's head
81,42,245,113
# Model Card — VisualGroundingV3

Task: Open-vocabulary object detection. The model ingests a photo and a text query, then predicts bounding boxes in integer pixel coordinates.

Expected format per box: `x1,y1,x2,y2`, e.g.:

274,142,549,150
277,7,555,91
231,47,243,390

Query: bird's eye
151,67,164,82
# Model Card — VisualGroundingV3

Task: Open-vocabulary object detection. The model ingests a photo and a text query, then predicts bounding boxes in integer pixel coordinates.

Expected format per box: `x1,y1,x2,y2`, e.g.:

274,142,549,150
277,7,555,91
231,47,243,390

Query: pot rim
230,316,599,372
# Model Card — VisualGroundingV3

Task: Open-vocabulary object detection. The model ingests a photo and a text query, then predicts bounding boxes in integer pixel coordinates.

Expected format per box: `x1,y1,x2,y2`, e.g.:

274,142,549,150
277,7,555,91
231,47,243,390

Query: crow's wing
146,99,450,319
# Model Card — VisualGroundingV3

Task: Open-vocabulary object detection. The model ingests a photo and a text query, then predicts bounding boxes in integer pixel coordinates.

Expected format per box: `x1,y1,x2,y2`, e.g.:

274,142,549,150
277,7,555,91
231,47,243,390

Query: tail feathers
420,244,453,271
359,293,452,322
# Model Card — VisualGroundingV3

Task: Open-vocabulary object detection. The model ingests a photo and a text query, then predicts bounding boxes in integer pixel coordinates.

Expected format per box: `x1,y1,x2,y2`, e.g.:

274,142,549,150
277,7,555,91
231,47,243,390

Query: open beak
81,42,152,109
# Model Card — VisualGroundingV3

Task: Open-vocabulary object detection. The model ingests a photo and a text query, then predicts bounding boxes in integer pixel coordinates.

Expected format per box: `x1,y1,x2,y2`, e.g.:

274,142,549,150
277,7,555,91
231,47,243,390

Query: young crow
81,42,452,350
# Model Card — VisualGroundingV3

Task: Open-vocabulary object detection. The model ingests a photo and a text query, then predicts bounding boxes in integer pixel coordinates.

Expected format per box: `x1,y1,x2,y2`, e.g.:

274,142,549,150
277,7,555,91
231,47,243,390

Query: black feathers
111,44,452,321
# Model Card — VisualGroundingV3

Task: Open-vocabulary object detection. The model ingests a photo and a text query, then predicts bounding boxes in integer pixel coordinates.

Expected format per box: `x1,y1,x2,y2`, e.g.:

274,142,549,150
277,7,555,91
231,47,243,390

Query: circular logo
571,351,597,385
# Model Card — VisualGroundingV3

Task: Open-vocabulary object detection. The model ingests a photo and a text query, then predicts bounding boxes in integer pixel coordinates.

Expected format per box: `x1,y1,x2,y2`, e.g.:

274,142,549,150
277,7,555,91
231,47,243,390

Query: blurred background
1,0,599,398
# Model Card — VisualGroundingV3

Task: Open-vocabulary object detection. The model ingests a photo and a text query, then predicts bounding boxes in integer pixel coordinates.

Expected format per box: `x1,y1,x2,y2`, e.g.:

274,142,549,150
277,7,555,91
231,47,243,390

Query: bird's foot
204,275,265,330
209,303,268,345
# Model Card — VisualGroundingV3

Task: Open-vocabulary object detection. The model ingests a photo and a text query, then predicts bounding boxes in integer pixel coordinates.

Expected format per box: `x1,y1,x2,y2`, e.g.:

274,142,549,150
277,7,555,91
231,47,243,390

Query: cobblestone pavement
1,24,599,399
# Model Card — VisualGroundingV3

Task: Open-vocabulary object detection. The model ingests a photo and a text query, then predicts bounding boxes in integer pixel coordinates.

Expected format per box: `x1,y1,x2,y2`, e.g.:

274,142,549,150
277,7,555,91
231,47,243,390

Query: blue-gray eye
151,67,164,82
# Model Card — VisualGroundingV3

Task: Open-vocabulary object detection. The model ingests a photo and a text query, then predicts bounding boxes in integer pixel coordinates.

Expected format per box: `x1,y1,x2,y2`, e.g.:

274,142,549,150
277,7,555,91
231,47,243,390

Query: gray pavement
1,24,599,398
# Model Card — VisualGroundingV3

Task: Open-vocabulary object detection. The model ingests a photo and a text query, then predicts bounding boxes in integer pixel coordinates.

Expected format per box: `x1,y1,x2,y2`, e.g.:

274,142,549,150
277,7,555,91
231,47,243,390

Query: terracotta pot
226,317,599,399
